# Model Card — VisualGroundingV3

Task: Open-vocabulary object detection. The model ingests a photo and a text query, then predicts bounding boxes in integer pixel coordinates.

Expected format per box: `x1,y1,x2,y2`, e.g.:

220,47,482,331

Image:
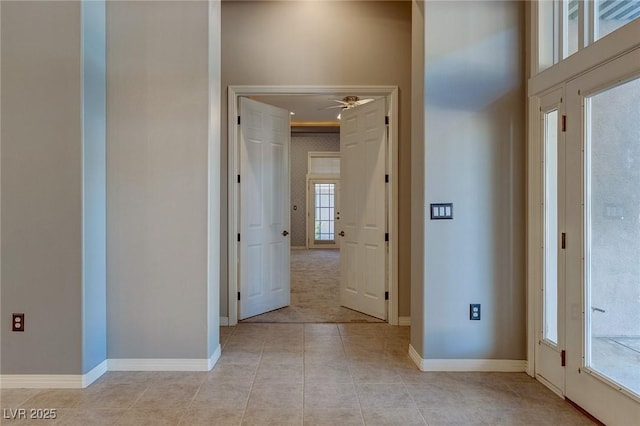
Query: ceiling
251,94,383,130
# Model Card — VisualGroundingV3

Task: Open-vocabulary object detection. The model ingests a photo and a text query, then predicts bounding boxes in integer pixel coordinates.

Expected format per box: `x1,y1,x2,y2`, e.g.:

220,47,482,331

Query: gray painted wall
82,0,107,374
410,0,426,356
221,0,412,318
208,0,222,359
422,0,526,359
106,1,212,359
290,134,340,247
1,1,85,374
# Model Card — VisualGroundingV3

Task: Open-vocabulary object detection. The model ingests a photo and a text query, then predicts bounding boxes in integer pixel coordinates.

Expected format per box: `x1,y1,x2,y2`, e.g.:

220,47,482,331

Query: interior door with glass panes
536,88,567,396
564,51,640,425
308,179,340,248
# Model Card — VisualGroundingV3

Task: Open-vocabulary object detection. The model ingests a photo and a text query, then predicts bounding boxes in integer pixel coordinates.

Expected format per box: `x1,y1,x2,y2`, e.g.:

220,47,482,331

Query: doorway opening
227,86,399,326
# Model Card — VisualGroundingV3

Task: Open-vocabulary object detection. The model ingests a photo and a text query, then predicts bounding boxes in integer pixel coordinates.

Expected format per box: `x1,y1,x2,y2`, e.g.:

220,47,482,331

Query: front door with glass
536,88,566,396
564,51,640,425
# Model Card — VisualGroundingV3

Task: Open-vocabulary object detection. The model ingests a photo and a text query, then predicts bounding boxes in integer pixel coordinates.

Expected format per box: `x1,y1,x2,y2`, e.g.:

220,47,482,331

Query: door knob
282,230,289,236
338,231,345,237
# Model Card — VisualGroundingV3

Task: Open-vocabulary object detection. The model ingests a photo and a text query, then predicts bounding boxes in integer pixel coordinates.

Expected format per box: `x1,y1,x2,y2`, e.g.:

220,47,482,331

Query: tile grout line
302,323,307,425
238,324,265,425
176,368,209,425
338,324,367,426
401,371,429,426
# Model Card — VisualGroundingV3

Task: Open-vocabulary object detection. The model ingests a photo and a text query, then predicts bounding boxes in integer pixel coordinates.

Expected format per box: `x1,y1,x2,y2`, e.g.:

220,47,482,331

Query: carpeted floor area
241,249,383,323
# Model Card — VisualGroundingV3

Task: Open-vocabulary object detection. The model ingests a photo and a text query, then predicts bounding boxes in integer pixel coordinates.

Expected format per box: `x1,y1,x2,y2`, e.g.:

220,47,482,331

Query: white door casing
227,85,399,327
238,97,291,320
339,98,387,320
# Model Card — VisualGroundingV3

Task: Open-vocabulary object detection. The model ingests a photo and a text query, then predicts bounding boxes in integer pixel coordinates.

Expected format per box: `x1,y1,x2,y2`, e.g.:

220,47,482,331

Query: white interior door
564,51,640,425
238,97,290,320
339,98,387,320
536,88,566,396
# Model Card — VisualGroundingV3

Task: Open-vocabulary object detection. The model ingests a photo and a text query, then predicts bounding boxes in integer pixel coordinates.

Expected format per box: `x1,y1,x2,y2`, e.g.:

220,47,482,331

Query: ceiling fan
324,95,375,110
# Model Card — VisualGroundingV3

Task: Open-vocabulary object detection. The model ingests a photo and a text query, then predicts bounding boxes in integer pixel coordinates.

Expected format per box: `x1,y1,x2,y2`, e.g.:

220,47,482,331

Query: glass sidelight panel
544,109,560,345
314,183,336,242
585,76,640,396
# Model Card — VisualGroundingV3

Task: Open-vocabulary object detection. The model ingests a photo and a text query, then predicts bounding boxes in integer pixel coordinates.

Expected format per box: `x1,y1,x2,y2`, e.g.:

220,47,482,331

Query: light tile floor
1,324,596,425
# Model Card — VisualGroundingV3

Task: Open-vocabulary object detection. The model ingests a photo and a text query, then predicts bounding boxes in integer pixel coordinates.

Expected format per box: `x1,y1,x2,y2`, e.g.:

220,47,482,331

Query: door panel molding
227,85,399,326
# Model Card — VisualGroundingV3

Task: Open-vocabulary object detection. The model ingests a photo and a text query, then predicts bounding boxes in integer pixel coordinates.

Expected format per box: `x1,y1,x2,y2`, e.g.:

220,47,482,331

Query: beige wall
422,0,526,359
1,0,84,373
106,1,212,358
221,0,412,317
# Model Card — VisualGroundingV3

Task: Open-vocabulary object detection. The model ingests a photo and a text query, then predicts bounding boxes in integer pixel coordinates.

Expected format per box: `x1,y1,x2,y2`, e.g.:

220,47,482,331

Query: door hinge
562,115,566,132
238,292,241,301
237,233,241,242
385,233,389,242
561,232,566,249
385,291,389,300
561,350,566,366
385,116,389,125
385,174,389,183
237,116,241,125
237,174,241,183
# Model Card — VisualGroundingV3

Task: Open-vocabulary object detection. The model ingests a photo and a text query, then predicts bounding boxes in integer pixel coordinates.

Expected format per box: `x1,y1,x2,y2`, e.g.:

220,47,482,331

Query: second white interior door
238,97,291,320
339,98,387,320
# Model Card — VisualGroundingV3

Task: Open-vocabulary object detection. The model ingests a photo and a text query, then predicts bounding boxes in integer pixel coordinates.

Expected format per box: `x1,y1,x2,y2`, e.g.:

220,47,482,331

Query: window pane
538,0,555,71
586,76,640,396
566,0,579,57
595,0,640,41
313,183,335,242
544,109,559,345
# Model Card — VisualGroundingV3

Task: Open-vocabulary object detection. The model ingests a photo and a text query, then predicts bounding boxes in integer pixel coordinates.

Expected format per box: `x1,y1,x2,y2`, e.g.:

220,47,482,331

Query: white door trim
228,85,399,326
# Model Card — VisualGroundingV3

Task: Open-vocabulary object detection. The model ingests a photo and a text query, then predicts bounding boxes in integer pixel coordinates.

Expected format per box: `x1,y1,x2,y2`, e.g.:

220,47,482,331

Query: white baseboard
108,357,214,372
398,316,411,326
220,316,229,326
0,360,108,389
82,360,108,387
409,345,527,372
208,345,221,370
0,349,222,389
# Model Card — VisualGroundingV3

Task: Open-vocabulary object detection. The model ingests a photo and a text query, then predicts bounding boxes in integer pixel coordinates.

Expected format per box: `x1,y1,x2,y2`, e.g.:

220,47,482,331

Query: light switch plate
430,203,453,220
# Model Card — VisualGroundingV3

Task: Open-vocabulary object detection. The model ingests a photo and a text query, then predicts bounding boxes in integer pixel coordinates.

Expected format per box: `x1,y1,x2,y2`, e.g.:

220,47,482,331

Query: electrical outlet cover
12,313,25,332
470,304,481,320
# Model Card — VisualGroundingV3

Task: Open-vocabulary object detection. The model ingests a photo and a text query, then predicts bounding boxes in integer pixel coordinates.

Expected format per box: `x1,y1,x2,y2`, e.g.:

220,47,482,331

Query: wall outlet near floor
12,313,25,331
470,304,481,320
